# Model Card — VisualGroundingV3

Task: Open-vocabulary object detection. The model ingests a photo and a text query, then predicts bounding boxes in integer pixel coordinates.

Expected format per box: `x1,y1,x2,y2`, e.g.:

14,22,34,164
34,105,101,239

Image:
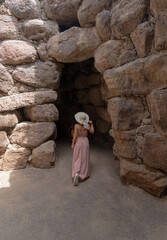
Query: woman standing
71,112,94,186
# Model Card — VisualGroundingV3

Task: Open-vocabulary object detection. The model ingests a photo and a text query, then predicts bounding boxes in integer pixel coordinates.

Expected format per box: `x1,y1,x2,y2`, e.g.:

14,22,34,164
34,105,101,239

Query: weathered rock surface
37,43,48,61
22,19,59,40
0,63,14,94
24,104,59,122
9,0,41,19
0,40,37,65
95,39,136,73
3,146,31,170
95,119,110,134
141,133,167,173
147,89,167,136
110,0,147,38
0,112,19,129
77,0,112,27
155,10,167,50
12,61,60,89
96,10,111,41
47,27,102,63
150,0,167,16
89,87,103,106
130,22,153,58
104,53,167,97
76,90,89,104
0,15,18,40
120,159,167,197
87,73,100,86
74,73,89,89
43,0,81,26
108,97,144,130
32,140,56,168
0,131,9,152
96,107,111,122
0,91,58,112
10,122,56,148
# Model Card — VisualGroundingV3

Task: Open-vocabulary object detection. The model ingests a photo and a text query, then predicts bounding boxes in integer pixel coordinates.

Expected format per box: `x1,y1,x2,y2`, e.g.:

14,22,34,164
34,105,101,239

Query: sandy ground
0,140,167,240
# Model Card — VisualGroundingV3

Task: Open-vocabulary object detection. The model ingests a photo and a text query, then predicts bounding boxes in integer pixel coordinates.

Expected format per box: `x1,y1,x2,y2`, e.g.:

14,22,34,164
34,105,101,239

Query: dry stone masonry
0,0,167,197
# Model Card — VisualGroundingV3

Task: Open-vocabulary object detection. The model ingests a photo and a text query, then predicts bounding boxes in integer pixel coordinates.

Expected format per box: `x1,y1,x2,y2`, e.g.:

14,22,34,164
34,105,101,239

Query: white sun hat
74,112,89,129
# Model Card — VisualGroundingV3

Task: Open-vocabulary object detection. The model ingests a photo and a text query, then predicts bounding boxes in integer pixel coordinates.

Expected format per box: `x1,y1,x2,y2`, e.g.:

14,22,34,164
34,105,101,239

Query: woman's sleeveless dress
72,129,90,180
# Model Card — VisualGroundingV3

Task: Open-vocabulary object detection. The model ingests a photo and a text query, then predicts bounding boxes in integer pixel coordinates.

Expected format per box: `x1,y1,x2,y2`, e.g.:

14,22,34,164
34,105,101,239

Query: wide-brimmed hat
74,112,89,124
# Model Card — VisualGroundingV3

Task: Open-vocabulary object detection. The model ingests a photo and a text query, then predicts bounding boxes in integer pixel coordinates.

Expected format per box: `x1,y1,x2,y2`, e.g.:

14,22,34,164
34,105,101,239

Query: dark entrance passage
56,58,113,147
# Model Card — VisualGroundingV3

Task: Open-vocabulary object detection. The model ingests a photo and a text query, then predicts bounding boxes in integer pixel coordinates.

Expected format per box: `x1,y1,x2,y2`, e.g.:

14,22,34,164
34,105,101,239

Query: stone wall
0,0,167,197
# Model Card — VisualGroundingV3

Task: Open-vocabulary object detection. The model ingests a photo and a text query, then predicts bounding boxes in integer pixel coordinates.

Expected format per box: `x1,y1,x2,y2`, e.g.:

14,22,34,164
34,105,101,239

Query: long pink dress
72,129,90,180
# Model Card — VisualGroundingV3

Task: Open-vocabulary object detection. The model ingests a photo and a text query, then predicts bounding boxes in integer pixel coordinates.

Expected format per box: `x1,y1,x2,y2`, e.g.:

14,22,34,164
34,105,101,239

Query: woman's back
76,124,88,137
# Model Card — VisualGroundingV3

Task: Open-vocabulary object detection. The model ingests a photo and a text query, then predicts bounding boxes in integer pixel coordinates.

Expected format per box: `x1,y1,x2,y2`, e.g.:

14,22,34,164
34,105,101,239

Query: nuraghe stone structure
0,0,167,197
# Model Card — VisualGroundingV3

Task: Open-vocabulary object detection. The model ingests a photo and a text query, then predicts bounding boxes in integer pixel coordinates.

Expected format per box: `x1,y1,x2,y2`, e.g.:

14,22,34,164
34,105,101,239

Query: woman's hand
89,120,93,125
71,143,74,149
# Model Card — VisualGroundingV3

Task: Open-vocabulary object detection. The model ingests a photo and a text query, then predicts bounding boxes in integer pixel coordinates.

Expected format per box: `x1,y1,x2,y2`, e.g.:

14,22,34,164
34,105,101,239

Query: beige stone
37,43,48,62
47,27,102,63
147,89,167,136
0,91,58,112
89,87,103,106
0,40,37,65
110,0,147,38
120,159,167,197
24,104,59,122
43,0,81,26
96,107,111,123
0,112,19,129
130,22,153,58
9,0,41,19
23,19,59,40
95,39,137,73
108,97,144,130
77,0,112,27
10,122,56,148
150,0,167,16
0,132,9,153
0,15,19,40
3,146,31,170
137,125,154,135
96,10,111,41
0,63,14,94
155,10,167,50
32,140,56,168
13,61,60,89
141,133,167,173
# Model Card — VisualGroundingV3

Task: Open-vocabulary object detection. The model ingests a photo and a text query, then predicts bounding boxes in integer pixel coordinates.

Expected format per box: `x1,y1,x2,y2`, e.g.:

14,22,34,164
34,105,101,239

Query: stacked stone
0,0,61,170
46,0,167,197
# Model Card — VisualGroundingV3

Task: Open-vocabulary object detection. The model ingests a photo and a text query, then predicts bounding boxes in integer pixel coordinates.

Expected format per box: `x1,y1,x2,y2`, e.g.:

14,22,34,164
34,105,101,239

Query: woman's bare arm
88,121,94,134
71,124,78,149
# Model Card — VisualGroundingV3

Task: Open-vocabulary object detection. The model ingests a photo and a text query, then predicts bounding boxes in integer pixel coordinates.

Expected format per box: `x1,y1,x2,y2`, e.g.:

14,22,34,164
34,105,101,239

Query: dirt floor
0,140,167,240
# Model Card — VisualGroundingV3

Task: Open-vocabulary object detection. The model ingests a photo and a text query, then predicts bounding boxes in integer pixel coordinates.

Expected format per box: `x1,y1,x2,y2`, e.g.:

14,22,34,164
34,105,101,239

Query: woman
71,112,94,186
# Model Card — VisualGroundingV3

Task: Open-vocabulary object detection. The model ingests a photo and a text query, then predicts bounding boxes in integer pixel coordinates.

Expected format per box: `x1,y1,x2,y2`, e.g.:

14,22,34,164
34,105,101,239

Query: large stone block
89,87,103,106
0,40,37,65
10,122,56,148
96,10,111,41
108,97,144,130
76,90,89,104
141,133,167,173
9,0,41,19
12,61,60,89
77,0,112,27
95,39,137,73
3,146,31,171
147,89,167,136
43,0,81,26
0,112,19,129
120,159,167,197
155,10,167,50
96,107,111,123
95,119,111,134
0,131,9,153
150,0,167,16
130,22,153,58
22,19,59,40
24,104,59,122
47,27,102,63
74,73,89,89
0,63,14,94
32,140,56,168
0,91,58,112
104,53,167,97
0,15,18,40
110,0,147,38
